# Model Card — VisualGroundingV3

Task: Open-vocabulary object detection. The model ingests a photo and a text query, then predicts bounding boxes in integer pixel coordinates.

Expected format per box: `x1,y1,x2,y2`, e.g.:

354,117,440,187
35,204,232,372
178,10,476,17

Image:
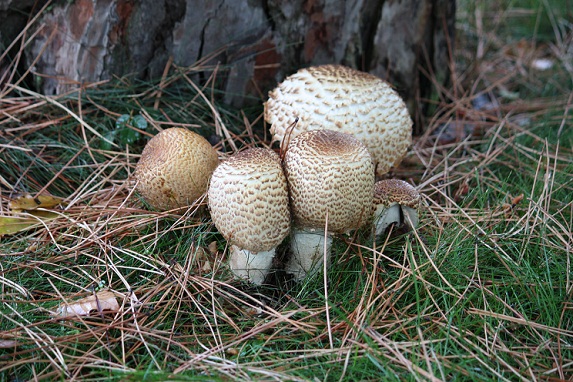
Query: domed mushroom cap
135,128,219,210
374,179,420,209
208,148,290,253
284,129,374,233
265,65,412,176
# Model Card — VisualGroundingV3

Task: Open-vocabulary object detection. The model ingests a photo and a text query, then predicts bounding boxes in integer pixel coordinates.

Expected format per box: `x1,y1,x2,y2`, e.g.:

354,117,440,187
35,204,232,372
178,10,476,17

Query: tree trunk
0,0,455,134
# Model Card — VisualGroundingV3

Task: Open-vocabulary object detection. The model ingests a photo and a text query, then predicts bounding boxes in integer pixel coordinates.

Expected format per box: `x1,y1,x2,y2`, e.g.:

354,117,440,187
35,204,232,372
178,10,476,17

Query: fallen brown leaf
53,290,121,318
0,340,19,348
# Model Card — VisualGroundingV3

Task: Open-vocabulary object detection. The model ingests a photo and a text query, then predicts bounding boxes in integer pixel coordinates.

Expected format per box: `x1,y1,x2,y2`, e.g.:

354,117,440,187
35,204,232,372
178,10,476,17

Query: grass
1,1,572,381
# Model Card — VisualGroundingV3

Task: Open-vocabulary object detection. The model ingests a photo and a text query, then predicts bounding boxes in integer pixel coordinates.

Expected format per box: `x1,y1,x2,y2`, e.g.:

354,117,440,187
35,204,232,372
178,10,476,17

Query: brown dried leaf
501,194,524,218
511,194,524,206
196,246,212,272
208,241,218,255
53,290,120,318
0,340,19,348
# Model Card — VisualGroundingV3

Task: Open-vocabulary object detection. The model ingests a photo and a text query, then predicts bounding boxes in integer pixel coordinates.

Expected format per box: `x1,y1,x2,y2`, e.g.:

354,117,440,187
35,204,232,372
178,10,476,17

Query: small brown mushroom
134,128,219,210
373,179,421,236
265,65,412,176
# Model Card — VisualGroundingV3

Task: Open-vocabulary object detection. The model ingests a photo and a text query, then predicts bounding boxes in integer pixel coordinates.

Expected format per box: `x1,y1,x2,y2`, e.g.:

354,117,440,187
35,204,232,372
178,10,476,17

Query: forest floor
1,1,572,381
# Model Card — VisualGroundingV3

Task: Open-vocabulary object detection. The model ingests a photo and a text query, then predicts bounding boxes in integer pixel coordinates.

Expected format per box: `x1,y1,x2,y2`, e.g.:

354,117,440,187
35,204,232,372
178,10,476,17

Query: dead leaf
208,241,218,255
9,194,66,211
511,194,524,206
0,211,60,236
0,216,41,235
53,290,120,318
0,194,65,236
195,246,213,272
501,194,524,218
0,340,19,348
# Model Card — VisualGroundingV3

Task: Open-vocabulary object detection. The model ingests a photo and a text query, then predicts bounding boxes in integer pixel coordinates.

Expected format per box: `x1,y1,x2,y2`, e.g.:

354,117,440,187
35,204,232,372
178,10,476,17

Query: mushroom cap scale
284,129,374,233
208,148,290,254
373,179,420,209
265,65,412,176
135,128,219,210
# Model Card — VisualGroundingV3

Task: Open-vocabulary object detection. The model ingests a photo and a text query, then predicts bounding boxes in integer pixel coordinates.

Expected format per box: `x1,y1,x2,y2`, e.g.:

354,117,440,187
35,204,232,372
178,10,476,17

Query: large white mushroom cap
265,64,413,176
209,147,294,284
208,148,290,283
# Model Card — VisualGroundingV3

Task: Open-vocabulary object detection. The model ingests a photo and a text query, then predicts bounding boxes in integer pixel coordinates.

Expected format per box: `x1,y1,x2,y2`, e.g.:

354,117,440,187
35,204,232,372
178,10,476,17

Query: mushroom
373,179,421,237
283,129,374,281
208,148,290,284
265,64,412,176
135,127,219,210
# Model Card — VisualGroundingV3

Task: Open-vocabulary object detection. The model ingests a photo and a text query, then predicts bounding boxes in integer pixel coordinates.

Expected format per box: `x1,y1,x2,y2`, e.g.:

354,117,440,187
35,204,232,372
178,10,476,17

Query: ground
0,1,571,380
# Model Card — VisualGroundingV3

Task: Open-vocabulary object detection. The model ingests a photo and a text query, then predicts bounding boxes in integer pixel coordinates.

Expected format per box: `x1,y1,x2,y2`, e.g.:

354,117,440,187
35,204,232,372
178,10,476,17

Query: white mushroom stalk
265,64,412,177
373,179,421,237
283,130,374,281
208,148,290,285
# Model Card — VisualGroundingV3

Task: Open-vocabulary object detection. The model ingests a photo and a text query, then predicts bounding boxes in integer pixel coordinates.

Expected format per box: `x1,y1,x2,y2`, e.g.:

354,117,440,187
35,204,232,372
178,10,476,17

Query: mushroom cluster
264,65,421,281
134,65,421,285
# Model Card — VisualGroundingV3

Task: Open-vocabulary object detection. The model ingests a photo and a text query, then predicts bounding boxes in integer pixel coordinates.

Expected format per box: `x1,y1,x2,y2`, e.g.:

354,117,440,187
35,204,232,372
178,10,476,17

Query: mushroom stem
229,245,275,285
402,206,420,230
373,203,420,237
286,229,333,282
373,204,402,237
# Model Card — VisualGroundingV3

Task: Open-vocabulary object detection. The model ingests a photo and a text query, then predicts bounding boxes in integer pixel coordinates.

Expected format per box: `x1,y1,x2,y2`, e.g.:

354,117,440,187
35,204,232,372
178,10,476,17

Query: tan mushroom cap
208,148,290,253
135,128,219,210
284,129,374,233
373,179,420,210
265,64,412,176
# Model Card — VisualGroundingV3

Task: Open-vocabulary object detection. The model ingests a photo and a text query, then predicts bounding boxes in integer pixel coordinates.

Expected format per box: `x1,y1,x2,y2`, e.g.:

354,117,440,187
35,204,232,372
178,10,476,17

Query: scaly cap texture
135,128,219,210
284,129,374,233
373,179,420,209
265,65,412,176
208,148,290,253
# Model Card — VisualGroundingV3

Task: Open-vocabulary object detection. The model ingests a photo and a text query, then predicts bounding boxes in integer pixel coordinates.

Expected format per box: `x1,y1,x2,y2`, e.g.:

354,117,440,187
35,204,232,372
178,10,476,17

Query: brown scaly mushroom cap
135,128,219,211
285,129,375,232
208,148,290,284
265,64,412,177
373,179,421,237
283,129,375,280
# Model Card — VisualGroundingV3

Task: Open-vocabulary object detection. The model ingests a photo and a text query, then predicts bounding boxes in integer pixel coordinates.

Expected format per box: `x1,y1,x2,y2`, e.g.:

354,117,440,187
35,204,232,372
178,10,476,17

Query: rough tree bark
0,0,455,134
